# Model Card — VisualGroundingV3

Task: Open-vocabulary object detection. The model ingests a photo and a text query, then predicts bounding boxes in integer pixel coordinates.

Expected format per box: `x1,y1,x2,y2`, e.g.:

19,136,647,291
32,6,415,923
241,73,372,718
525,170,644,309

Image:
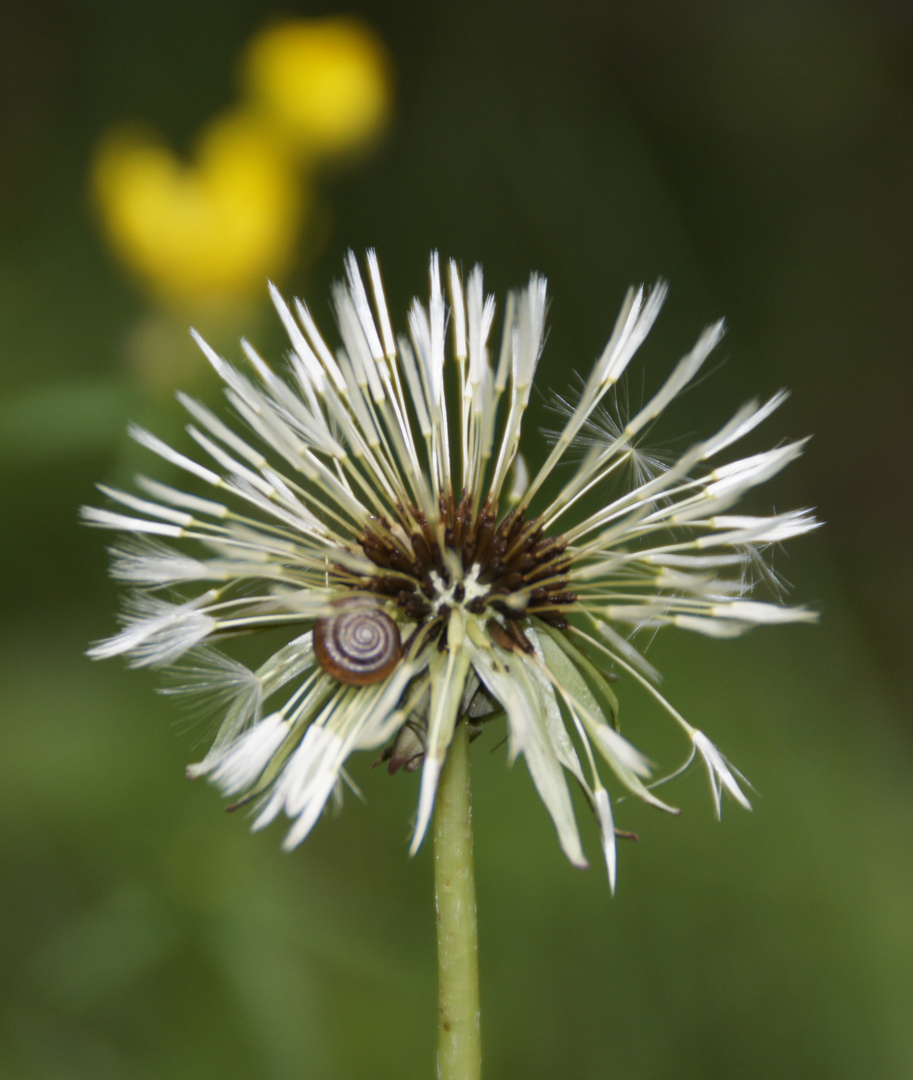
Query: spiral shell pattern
313,602,402,686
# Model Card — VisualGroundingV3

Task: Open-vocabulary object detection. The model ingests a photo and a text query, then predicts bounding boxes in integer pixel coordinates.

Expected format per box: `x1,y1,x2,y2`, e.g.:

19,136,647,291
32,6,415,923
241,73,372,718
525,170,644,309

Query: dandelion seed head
85,251,817,882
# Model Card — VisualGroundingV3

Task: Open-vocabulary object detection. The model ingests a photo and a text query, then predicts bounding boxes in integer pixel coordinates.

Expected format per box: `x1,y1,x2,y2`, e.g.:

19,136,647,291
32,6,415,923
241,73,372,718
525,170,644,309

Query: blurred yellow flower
92,110,303,309
242,17,392,159
90,16,390,318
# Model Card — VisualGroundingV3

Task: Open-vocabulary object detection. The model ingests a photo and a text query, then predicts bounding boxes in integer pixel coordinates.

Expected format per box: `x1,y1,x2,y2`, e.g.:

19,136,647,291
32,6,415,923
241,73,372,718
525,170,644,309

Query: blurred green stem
433,719,481,1080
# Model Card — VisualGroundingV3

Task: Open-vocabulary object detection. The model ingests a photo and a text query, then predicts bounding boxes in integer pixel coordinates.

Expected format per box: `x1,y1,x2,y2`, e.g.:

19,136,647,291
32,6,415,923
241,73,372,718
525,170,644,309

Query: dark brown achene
313,601,403,686
354,494,574,654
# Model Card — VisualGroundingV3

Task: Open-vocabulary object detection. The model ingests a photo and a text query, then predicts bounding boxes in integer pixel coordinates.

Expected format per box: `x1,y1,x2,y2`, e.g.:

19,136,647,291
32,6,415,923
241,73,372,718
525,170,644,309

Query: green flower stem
433,719,481,1080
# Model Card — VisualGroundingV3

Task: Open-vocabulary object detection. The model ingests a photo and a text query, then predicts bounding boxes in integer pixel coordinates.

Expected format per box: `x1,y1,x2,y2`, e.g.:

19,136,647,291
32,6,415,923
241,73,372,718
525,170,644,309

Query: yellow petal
242,17,392,159
92,110,303,307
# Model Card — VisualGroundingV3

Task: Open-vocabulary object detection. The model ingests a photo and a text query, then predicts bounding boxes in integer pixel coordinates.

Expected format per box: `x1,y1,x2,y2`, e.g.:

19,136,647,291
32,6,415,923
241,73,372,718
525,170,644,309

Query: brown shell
313,602,402,686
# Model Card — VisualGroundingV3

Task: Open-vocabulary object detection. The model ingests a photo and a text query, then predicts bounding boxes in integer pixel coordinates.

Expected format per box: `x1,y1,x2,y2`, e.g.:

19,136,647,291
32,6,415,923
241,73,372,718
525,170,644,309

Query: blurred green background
2,1,912,1078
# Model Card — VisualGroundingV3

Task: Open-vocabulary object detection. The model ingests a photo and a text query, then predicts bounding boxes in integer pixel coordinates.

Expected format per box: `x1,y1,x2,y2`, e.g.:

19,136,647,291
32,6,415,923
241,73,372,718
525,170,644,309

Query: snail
313,601,402,686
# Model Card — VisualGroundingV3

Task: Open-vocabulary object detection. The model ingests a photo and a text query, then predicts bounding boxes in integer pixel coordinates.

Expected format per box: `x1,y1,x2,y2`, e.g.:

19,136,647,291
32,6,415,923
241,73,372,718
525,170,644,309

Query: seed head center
355,493,575,642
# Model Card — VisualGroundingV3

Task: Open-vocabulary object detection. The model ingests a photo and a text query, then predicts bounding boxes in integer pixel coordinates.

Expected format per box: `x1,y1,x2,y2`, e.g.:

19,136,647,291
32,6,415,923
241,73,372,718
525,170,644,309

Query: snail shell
313,601,402,686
